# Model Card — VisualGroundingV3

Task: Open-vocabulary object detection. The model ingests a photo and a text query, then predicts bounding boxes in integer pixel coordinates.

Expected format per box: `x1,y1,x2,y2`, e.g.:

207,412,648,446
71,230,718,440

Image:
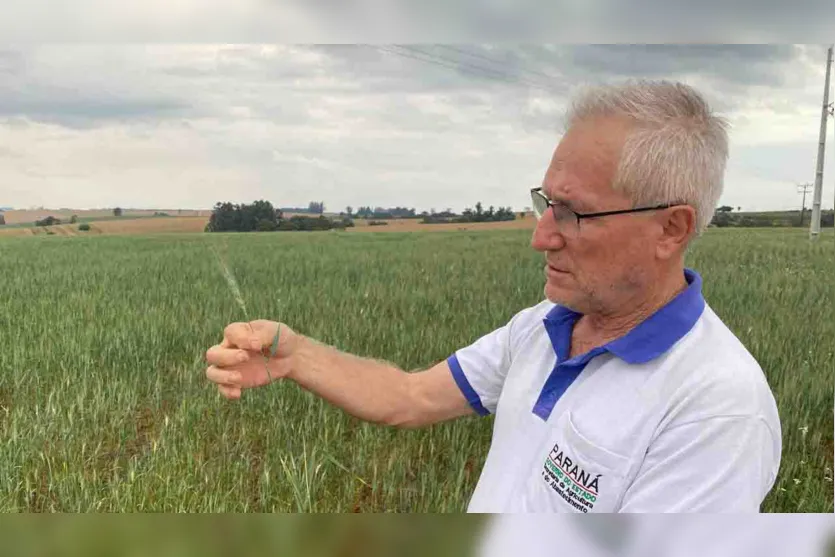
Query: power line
435,45,563,85
368,44,560,95
376,44,534,89
401,45,561,93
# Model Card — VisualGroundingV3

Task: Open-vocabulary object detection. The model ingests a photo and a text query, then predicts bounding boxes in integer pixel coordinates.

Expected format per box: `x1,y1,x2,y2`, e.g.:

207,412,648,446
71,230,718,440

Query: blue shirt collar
542,268,706,365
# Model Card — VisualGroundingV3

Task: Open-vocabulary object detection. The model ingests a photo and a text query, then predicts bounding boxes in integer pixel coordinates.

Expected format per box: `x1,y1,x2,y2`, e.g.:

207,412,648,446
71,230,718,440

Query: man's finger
206,365,242,386
224,322,264,351
218,384,241,400
206,344,250,367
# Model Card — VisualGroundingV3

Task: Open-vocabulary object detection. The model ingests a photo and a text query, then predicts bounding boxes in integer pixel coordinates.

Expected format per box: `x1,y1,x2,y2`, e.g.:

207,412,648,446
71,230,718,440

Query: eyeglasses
530,187,674,233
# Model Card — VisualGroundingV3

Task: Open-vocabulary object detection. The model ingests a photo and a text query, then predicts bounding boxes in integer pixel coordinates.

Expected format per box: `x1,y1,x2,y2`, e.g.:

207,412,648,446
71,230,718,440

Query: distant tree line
711,206,834,228
31,214,81,226
205,200,353,233
277,201,325,215
347,206,418,219
341,204,516,223
421,202,516,224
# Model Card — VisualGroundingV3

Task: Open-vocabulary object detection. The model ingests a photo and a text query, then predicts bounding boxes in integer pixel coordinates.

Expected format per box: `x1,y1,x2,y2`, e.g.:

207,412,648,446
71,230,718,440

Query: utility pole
798,183,814,227
810,44,833,240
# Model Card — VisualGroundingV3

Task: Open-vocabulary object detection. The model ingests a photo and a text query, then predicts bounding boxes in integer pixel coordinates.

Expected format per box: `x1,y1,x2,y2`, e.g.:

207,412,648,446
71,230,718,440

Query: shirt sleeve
447,306,538,416
617,415,780,512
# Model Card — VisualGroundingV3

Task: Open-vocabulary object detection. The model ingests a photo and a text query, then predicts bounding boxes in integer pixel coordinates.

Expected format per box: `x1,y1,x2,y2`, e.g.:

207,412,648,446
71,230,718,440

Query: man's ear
656,205,696,260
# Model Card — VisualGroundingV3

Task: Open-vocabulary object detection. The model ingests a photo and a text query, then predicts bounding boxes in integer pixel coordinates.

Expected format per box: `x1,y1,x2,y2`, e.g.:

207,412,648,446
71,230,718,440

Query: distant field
0,209,210,225
0,228,831,512
0,213,538,237
0,217,210,237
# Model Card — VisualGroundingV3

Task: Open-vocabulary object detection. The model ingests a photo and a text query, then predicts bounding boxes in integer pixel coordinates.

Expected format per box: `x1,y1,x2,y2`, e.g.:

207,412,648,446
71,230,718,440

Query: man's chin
544,282,569,305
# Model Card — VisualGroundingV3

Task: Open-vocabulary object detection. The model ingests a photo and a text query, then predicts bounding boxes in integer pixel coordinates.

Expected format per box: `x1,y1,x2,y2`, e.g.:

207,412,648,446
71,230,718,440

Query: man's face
530,117,663,315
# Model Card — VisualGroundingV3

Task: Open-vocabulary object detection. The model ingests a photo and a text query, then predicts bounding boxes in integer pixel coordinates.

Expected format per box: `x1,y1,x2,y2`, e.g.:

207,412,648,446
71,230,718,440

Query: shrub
256,218,277,232
78,223,91,232
35,216,61,227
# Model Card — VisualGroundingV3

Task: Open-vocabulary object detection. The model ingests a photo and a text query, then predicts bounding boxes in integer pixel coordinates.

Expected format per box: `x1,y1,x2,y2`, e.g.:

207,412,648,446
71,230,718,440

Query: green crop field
0,228,832,512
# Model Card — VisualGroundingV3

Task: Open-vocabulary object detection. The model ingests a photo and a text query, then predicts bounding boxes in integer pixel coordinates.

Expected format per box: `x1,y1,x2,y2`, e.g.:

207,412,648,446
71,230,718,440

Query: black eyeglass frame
530,187,676,224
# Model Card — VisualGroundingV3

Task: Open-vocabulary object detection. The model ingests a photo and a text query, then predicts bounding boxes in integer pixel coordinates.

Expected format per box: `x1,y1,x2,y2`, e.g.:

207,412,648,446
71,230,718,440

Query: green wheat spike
209,239,275,384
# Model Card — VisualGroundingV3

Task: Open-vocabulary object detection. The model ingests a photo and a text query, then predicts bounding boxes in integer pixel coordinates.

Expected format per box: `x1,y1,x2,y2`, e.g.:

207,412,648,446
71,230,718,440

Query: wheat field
0,227,831,512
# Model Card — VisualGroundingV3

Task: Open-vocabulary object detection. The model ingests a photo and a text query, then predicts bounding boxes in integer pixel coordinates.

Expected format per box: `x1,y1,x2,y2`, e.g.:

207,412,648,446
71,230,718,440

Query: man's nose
530,213,566,252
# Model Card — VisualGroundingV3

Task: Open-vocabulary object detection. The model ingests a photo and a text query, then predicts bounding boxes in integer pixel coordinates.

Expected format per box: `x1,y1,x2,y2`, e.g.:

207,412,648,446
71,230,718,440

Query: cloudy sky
1,43,834,213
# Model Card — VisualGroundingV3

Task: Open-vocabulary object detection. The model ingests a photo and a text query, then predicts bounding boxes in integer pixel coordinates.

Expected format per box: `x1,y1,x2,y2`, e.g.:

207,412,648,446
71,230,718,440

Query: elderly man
205,80,781,513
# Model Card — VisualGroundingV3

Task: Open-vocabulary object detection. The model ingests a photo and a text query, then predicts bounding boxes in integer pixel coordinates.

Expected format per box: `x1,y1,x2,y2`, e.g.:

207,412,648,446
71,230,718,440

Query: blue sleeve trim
447,353,491,416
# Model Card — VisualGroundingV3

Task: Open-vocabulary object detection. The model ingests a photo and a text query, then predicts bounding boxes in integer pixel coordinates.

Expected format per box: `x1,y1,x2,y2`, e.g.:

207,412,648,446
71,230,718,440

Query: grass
0,228,831,512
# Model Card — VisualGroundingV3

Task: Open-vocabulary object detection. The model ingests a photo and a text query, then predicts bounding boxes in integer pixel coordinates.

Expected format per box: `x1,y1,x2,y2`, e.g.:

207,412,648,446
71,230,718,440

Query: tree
70,215,78,224
205,199,351,233
238,200,279,232
711,211,733,227
346,206,353,216
0,214,5,226
218,200,280,232
717,206,733,213
113,207,123,217
205,202,240,232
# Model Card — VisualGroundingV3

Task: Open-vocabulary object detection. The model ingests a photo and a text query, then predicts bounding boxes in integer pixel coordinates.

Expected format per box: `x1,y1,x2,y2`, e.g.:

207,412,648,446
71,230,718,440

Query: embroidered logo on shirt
541,442,602,513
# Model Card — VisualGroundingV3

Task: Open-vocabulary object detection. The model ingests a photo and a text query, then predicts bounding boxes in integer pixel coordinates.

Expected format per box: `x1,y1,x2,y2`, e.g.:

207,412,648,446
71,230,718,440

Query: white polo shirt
448,268,781,513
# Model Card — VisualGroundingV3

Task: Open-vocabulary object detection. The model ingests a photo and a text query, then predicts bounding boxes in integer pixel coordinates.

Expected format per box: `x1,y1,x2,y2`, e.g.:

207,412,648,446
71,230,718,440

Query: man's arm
206,318,512,428
286,334,475,428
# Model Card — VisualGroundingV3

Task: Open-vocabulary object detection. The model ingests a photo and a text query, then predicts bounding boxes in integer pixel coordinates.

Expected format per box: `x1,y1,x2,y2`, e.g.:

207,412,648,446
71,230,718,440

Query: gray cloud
0,43,832,214
0,49,25,75
0,95,191,129
3,44,824,129
2,0,835,42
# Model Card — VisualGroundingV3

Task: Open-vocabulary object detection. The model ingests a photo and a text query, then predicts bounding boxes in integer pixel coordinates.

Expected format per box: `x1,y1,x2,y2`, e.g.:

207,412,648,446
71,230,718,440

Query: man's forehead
542,150,605,195
553,132,619,171
543,121,626,196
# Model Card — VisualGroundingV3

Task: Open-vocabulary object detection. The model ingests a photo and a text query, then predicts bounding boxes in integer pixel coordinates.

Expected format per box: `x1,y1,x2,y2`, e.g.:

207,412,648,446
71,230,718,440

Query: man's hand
205,319,298,400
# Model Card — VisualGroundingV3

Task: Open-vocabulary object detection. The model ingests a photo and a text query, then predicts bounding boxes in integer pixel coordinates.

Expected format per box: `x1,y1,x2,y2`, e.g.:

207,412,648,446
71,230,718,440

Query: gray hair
564,80,730,235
